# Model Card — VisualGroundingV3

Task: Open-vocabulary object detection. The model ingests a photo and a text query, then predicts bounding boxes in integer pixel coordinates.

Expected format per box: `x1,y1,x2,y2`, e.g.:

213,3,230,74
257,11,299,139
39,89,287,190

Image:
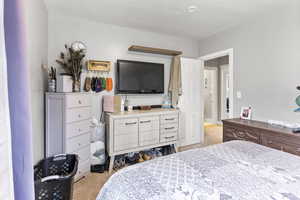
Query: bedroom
1,0,300,199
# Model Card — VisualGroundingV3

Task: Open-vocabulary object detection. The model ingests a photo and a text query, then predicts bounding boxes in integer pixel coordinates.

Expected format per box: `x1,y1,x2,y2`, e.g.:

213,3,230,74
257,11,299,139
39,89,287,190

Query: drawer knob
78,114,81,118
78,100,82,104
140,120,151,124
165,127,175,130
78,128,81,132
125,122,137,125
78,143,81,146
165,118,175,121
165,136,175,139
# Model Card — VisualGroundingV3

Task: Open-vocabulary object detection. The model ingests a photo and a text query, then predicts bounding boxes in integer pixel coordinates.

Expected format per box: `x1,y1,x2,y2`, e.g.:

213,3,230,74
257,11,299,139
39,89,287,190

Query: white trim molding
199,48,234,119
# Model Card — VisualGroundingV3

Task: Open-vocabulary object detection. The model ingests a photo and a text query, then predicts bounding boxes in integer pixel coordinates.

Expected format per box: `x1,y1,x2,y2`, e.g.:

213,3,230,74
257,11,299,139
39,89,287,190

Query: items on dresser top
56,43,86,92
106,108,180,173
46,93,92,180
57,74,73,93
293,127,300,133
240,106,252,120
223,118,300,156
44,66,57,92
267,119,300,129
103,95,122,113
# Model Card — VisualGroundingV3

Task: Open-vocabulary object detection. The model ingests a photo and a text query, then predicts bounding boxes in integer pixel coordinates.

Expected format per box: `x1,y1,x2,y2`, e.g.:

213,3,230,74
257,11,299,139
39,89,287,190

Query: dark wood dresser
223,118,300,156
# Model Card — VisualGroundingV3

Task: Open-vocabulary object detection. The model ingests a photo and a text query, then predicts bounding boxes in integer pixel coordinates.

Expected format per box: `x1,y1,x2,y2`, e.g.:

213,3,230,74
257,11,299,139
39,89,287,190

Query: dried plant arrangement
42,64,57,92
56,43,86,92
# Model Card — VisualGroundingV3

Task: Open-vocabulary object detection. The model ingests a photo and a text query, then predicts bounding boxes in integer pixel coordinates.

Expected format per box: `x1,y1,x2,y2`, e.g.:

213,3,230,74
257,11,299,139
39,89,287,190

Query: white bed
97,141,300,200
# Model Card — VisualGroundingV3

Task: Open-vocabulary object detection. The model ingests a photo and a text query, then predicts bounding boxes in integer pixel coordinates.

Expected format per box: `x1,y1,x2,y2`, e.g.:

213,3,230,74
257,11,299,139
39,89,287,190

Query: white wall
25,0,48,163
45,13,199,160
199,2,300,123
48,14,199,117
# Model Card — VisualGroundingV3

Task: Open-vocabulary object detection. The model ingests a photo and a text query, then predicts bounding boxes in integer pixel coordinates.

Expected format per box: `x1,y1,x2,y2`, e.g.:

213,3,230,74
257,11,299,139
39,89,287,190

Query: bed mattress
97,141,300,200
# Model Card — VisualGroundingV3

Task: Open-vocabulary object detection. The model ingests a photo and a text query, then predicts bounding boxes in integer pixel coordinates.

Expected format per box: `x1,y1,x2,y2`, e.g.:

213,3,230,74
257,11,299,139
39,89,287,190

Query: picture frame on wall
87,60,111,72
240,106,252,120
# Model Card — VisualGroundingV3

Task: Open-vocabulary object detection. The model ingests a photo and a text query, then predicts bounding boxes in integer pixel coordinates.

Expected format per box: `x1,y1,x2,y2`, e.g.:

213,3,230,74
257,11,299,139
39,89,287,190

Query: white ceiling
45,0,290,40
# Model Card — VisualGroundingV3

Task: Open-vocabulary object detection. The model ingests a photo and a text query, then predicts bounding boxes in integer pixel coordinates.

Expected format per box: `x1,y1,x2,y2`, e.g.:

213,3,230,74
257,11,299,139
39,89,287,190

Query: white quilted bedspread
97,141,300,200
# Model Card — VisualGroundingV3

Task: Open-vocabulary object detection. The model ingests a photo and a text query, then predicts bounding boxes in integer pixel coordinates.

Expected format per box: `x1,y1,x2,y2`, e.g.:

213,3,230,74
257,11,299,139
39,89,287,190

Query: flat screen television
116,60,164,94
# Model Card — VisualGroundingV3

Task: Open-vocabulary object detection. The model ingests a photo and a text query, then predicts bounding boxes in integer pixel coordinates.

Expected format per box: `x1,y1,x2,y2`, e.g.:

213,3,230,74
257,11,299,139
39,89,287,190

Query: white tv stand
105,108,180,173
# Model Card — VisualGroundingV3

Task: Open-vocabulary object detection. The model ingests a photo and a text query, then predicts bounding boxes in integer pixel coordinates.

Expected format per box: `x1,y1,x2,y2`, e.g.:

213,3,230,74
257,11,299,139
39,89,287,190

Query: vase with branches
56,44,86,92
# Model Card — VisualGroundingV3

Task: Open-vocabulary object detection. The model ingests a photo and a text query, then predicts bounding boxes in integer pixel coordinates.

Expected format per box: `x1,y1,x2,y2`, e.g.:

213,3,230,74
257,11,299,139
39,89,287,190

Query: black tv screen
116,60,164,94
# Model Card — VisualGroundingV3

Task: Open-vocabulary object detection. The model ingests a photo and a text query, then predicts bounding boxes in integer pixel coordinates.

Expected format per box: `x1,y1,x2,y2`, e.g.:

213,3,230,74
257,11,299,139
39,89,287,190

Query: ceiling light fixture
187,5,198,13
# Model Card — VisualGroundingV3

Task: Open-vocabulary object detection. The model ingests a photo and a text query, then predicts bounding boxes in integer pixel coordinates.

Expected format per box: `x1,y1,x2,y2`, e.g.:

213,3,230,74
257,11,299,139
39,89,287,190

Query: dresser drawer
139,116,159,132
66,120,90,138
160,132,178,143
74,145,90,162
66,95,91,108
223,126,237,142
75,159,90,180
160,114,178,124
223,126,260,143
66,133,90,153
261,135,283,151
139,130,159,146
261,134,300,155
65,107,91,123
160,123,178,133
114,133,138,152
282,144,300,156
114,118,138,135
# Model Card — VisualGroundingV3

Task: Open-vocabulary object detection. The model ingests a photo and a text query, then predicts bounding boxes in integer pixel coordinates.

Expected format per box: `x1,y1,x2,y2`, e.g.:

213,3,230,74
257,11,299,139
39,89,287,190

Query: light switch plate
237,91,242,99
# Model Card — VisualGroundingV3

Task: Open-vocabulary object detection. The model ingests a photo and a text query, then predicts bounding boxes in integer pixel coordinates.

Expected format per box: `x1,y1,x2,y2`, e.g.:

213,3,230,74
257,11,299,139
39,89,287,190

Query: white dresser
106,108,180,173
45,93,91,180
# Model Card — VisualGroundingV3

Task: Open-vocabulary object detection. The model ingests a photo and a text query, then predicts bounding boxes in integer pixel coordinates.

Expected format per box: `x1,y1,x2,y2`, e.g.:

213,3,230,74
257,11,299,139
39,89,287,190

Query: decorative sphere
296,95,300,107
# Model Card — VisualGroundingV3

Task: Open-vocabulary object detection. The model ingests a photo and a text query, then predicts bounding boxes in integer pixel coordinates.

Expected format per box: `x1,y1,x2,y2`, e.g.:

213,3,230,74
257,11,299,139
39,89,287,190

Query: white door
220,65,230,120
178,58,203,146
203,67,218,123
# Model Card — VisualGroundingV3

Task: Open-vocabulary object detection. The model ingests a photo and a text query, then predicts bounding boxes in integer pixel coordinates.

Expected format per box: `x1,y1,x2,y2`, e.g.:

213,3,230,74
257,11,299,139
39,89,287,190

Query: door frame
220,64,230,120
199,48,234,119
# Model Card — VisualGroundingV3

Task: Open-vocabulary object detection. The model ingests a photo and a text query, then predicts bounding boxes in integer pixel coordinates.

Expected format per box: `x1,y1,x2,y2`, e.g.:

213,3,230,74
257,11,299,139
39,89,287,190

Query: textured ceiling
45,0,291,40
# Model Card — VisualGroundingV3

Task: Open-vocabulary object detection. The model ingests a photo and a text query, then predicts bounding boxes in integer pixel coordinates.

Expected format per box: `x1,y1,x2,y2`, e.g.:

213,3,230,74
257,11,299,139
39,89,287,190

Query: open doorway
200,49,234,146
204,55,230,124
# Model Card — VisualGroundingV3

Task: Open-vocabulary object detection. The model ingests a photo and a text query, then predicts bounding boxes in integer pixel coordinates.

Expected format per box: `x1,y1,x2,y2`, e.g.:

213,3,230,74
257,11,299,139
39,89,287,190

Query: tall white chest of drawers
45,93,91,180
106,108,180,173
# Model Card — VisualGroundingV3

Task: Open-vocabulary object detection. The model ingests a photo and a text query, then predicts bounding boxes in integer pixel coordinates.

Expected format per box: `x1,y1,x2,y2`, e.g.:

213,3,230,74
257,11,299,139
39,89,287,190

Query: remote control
292,127,300,133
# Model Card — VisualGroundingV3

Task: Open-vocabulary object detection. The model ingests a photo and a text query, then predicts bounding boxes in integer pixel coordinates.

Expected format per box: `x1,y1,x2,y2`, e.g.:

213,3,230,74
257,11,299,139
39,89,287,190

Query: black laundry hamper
34,154,78,200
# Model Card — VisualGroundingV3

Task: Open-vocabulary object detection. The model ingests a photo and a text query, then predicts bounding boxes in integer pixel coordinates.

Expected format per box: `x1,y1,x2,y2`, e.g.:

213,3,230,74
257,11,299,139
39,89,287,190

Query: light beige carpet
73,125,223,200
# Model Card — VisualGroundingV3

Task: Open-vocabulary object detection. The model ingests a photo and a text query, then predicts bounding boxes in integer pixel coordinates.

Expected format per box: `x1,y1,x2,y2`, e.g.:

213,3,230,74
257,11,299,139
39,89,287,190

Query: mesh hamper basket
34,154,78,200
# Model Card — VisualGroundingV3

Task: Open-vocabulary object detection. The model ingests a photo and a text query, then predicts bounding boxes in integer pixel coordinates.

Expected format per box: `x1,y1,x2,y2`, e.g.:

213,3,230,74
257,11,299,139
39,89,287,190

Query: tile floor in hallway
73,124,223,200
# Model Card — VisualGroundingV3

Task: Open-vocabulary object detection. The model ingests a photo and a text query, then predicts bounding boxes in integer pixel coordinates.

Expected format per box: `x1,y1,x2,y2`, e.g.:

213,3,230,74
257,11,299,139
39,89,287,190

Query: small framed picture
87,60,111,72
240,106,252,120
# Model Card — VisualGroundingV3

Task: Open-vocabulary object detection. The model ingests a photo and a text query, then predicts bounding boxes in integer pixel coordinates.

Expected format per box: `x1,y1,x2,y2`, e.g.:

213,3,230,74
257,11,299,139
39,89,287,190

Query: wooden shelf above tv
128,45,182,56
